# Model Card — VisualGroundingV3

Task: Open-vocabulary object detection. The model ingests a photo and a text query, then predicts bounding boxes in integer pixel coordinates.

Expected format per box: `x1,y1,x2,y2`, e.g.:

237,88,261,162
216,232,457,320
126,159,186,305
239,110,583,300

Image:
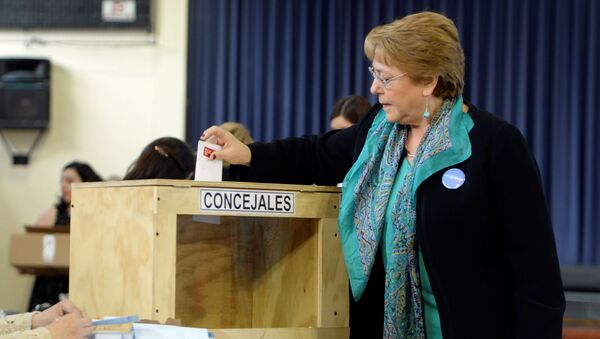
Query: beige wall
0,0,189,311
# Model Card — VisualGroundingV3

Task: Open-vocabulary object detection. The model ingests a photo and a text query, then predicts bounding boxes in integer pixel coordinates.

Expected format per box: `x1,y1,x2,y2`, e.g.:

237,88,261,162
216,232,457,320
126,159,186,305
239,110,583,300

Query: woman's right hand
201,126,252,166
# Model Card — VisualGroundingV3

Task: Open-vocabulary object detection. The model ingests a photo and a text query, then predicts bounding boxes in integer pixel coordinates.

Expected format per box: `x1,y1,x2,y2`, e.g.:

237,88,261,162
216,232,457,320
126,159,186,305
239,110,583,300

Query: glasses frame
368,66,408,89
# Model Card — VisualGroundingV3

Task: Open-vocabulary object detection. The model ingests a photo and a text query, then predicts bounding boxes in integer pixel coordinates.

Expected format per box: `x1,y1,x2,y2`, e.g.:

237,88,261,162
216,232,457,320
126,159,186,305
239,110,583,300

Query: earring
423,96,430,119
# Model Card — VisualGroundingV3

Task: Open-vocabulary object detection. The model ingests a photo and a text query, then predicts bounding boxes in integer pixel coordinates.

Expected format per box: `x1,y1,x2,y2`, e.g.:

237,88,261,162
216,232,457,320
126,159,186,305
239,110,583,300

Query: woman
30,162,102,312
201,11,565,339
1,300,92,339
124,137,195,180
36,162,102,227
219,122,254,145
329,95,371,130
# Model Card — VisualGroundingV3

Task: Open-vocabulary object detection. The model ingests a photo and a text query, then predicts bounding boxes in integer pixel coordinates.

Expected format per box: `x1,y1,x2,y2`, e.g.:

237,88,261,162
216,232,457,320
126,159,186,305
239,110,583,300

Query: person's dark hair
63,161,103,182
55,161,102,224
124,137,195,180
329,95,371,124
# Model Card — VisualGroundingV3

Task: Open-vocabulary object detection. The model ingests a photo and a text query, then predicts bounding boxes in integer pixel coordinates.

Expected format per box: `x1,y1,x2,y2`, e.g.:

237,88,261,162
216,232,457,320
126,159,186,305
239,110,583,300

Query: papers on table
91,315,212,339
133,322,211,339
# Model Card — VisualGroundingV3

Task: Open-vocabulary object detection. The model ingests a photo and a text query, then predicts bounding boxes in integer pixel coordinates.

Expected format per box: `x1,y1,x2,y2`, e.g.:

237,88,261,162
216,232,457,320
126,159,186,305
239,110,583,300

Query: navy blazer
234,102,565,339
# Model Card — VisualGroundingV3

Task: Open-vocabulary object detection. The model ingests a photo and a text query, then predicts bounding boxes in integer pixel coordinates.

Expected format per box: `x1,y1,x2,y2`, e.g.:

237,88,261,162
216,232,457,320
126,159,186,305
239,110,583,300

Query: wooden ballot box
69,180,349,338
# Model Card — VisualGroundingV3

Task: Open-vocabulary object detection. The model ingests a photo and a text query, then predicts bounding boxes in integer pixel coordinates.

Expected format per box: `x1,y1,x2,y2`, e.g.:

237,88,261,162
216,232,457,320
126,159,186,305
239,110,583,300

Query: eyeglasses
368,66,407,89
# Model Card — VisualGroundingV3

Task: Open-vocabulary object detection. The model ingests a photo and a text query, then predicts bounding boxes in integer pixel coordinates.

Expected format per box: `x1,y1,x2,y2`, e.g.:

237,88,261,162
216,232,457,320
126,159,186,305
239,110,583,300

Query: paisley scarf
339,96,473,337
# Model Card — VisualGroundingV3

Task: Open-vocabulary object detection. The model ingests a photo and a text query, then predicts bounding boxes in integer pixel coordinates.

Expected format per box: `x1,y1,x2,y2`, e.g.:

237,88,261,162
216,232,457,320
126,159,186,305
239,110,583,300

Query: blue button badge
442,168,466,189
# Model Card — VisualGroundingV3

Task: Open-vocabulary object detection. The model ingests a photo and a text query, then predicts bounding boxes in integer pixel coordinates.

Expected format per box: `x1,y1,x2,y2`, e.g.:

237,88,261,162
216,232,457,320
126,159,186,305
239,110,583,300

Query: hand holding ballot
200,126,252,167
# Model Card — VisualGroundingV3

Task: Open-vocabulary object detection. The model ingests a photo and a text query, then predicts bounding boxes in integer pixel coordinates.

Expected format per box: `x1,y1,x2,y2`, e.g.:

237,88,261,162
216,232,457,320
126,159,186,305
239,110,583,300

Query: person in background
329,94,371,129
219,122,254,180
36,162,103,227
123,137,195,180
0,299,92,339
30,162,102,312
219,122,254,145
201,11,565,338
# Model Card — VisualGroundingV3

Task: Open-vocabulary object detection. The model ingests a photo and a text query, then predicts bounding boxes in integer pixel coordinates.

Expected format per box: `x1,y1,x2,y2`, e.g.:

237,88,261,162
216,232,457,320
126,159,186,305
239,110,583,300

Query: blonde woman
201,11,565,339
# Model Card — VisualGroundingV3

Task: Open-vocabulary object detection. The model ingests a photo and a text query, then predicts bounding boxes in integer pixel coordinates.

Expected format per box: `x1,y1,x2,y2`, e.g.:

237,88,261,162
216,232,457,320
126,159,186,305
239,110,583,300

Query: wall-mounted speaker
0,58,50,129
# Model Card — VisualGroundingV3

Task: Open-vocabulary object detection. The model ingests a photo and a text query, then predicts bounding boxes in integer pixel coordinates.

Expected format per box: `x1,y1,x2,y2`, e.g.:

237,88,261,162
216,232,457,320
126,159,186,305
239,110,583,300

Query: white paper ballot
194,140,223,182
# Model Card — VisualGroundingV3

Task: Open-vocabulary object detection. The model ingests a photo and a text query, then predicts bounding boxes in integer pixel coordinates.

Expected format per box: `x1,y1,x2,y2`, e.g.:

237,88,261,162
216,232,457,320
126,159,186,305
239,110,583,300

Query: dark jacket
235,102,565,339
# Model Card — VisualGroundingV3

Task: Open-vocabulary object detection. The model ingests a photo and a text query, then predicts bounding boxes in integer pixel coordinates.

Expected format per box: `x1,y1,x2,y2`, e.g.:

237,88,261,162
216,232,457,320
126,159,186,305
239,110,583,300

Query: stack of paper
90,315,212,339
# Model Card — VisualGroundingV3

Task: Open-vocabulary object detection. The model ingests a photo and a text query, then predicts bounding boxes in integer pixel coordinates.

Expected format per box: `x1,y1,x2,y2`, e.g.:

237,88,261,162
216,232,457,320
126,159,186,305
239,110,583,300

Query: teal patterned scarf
339,96,473,338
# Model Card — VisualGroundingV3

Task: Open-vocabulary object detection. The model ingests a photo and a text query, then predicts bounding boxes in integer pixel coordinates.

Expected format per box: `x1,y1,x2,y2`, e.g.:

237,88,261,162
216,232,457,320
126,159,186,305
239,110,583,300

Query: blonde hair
364,11,464,99
220,122,254,144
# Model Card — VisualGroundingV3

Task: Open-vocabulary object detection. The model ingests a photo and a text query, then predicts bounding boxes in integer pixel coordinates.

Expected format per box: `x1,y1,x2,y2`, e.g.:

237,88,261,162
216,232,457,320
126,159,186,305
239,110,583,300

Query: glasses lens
369,66,388,88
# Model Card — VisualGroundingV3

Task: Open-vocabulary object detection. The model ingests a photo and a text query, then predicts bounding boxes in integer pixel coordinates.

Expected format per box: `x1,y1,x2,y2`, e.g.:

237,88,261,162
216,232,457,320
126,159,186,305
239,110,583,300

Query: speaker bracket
0,128,45,165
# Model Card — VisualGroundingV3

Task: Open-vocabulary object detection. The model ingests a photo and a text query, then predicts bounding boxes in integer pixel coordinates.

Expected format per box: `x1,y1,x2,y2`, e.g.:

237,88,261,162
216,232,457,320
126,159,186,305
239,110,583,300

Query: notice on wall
102,0,136,22
199,188,294,214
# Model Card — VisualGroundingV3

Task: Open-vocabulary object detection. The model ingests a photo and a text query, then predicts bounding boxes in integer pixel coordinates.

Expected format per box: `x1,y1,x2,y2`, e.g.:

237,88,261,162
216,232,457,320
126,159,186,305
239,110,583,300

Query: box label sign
200,189,294,214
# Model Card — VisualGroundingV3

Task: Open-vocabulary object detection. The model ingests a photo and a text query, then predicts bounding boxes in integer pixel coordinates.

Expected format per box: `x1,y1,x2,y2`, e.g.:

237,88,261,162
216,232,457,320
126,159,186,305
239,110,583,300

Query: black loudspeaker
0,58,50,129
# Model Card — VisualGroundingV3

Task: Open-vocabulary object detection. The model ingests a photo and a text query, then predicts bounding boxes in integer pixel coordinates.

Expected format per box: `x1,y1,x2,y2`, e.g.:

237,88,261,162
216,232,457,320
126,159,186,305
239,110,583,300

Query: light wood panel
318,218,349,327
210,327,349,339
69,186,157,320
73,179,342,194
153,211,177,320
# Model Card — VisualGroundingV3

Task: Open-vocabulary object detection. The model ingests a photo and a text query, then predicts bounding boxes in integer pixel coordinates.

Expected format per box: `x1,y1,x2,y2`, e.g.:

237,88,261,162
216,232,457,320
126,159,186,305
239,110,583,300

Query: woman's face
330,115,353,130
369,51,427,125
60,167,82,203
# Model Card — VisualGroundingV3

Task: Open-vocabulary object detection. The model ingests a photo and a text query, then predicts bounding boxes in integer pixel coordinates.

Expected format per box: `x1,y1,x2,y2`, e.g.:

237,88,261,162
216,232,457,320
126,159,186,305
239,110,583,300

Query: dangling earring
423,96,430,119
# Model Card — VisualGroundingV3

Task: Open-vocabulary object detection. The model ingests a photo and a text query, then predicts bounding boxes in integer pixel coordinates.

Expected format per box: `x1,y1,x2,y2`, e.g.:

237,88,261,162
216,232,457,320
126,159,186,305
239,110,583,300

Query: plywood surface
318,218,349,327
210,327,349,339
69,186,157,320
73,179,341,194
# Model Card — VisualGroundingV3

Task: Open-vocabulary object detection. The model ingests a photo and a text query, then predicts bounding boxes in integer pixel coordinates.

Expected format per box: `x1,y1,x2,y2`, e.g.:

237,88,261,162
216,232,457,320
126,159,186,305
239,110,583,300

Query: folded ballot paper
90,315,212,339
194,140,223,182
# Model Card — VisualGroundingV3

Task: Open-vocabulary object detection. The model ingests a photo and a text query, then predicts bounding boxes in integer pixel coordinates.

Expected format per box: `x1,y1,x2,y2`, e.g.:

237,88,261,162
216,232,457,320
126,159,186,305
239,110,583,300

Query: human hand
201,126,252,166
32,300,85,328
45,312,92,339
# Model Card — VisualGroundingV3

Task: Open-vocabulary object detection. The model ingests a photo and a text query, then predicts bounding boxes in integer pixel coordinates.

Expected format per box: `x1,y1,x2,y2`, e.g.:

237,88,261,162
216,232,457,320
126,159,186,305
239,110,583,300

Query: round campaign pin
442,168,466,189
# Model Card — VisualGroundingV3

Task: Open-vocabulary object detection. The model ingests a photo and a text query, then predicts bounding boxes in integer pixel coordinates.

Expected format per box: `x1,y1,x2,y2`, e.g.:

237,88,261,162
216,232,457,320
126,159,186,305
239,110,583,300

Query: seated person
0,299,92,339
36,162,103,227
328,95,371,129
30,162,102,311
124,137,196,180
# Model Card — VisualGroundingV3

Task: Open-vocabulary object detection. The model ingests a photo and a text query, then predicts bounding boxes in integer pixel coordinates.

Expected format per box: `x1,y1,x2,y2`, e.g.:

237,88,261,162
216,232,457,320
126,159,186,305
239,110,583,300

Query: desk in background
9,226,69,276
